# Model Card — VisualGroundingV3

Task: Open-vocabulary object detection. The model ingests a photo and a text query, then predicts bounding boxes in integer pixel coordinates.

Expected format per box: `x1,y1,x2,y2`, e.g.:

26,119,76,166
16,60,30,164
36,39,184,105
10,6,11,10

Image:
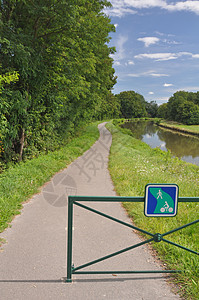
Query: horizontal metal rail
74,270,180,275
66,195,199,282
68,195,199,202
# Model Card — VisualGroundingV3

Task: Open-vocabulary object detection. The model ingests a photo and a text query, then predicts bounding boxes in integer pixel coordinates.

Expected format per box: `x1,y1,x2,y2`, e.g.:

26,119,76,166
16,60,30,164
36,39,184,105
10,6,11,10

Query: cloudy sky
105,0,199,104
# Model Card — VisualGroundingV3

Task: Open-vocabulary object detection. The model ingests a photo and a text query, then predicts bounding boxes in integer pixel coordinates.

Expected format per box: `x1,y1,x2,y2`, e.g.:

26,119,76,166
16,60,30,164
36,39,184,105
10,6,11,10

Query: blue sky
105,0,199,105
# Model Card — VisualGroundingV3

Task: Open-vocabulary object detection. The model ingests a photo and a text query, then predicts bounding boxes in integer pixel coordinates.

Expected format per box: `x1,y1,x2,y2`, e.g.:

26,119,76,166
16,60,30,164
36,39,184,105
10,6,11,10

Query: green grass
0,122,100,233
106,121,199,300
160,121,199,135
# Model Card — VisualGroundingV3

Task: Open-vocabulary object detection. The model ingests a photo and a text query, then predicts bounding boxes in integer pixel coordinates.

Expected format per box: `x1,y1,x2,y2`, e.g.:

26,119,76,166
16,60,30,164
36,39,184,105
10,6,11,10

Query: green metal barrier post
66,194,199,283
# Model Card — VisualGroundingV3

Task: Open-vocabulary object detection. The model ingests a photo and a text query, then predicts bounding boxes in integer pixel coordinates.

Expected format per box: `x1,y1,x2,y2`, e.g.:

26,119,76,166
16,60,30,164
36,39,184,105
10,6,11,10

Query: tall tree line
158,91,199,124
0,0,117,163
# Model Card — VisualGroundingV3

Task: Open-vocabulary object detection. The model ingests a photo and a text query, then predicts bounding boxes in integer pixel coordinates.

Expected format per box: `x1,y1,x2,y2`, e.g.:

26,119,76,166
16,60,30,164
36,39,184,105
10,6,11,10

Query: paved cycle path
0,123,180,300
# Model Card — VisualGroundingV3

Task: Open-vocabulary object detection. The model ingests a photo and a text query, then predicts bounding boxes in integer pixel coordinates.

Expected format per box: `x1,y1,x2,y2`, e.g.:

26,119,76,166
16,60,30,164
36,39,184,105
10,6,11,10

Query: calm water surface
122,121,199,166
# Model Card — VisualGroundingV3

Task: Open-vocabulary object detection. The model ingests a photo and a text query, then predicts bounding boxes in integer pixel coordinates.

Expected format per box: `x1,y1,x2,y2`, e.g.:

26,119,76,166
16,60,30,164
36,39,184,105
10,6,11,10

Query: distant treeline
157,91,199,125
0,0,117,165
113,90,199,125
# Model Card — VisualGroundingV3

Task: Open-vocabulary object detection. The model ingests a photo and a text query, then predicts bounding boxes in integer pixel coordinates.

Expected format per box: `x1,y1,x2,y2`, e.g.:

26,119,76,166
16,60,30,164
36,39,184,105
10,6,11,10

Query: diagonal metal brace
74,201,154,237
161,238,199,255
73,237,154,273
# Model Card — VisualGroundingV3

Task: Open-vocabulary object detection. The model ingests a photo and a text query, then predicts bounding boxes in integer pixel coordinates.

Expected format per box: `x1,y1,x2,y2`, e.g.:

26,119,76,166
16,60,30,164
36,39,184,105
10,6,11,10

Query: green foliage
0,0,116,163
157,103,168,119
116,91,147,118
0,69,20,165
145,100,158,118
158,91,199,125
0,70,19,93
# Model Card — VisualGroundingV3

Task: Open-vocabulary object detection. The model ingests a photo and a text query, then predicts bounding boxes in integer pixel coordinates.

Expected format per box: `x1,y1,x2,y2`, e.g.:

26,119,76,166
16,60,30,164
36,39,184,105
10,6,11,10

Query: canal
121,120,199,166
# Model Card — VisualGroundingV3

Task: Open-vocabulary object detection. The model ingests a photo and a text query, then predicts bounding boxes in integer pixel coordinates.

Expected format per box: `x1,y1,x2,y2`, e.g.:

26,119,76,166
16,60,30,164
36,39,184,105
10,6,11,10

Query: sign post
144,184,178,217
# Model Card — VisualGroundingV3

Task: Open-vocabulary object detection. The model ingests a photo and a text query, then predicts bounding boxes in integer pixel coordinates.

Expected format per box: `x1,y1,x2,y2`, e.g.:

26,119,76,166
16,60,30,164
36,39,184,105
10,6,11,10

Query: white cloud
107,1,199,17
154,32,177,39
128,70,169,77
124,0,167,9
163,83,173,87
105,3,137,17
166,1,199,15
114,24,119,28
134,53,178,61
134,52,196,61
137,37,160,47
178,86,199,92
114,61,122,66
162,39,180,45
150,72,169,77
124,60,135,66
112,35,128,61
155,31,175,37
155,31,165,36
192,54,199,58
149,91,154,94
153,97,170,104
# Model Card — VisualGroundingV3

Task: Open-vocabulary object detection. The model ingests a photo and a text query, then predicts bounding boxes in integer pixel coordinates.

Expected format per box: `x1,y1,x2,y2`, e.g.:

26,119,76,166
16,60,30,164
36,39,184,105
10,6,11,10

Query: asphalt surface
0,123,181,300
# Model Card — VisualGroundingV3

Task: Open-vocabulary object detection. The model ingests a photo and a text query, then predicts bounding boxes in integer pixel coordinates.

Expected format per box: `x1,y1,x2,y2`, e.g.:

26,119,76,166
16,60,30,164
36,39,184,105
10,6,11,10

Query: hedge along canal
121,119,199,166
106,121,199,300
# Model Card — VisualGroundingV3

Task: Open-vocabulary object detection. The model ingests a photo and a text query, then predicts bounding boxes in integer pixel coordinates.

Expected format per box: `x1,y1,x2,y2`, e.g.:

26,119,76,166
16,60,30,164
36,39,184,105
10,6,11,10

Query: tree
0,69,19,161
116,91,147,118
178,100,199,125
157,103,168,119
145,101,158,118
157,91,199,125
0,0,116,162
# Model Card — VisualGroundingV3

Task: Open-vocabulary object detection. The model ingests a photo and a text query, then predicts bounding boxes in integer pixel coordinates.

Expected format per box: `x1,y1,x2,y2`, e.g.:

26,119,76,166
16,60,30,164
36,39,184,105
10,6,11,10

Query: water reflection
121,121,199,166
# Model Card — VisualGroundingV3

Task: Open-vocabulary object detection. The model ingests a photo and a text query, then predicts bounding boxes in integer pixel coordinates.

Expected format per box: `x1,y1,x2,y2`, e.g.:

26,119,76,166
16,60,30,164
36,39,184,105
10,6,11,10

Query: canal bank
120,119,199,166
106,121,199,300
158,121,199,137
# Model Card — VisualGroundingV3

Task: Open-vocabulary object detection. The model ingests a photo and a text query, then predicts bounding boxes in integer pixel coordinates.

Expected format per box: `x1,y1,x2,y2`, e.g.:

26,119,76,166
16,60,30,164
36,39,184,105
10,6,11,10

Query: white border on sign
144,184,178,217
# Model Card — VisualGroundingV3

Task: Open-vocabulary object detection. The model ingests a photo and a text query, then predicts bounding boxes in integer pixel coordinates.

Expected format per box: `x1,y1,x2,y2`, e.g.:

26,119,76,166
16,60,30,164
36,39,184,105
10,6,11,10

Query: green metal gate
66,195,199,282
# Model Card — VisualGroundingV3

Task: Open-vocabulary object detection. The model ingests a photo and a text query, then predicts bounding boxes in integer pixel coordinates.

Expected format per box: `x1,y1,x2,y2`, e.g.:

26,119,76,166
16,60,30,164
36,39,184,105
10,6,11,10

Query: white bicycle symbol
160,201,173,213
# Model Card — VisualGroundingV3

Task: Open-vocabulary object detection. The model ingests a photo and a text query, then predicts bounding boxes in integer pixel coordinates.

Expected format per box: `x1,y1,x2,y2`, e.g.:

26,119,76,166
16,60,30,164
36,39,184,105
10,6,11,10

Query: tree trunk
18,128,25,162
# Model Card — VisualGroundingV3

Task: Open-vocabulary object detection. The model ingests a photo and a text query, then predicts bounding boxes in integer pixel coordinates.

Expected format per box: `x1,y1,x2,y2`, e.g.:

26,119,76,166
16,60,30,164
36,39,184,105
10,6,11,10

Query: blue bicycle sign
144,184,179,217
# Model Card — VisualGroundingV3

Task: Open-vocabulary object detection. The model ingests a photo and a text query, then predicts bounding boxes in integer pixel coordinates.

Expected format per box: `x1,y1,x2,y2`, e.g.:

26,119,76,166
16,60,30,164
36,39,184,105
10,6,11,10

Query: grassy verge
160,121,199,136
106,121,199,300
0,122,100,235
